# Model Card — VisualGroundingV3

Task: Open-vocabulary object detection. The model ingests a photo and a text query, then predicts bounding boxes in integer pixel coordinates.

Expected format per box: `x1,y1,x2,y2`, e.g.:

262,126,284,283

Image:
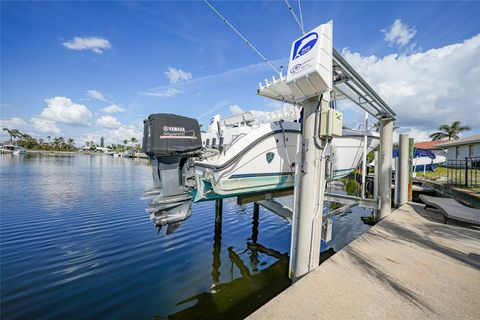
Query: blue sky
1,1,479,145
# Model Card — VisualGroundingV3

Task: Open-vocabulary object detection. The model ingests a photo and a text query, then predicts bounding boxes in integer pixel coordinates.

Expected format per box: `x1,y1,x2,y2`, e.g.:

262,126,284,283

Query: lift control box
319,108,343,137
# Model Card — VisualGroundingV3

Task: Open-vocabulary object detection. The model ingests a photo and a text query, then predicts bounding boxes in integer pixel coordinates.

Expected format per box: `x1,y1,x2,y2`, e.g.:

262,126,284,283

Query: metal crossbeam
256,200,293,222
257,49,396,121
324,192,380,210
329,202,359,216
332,49,396,120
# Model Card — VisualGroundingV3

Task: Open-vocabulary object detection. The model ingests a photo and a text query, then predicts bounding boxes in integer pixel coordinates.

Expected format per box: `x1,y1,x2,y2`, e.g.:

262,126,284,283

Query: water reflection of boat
166,208,290,320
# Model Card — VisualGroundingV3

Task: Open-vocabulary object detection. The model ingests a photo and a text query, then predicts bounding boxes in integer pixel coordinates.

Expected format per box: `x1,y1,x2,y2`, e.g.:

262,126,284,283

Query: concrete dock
249,203,480,319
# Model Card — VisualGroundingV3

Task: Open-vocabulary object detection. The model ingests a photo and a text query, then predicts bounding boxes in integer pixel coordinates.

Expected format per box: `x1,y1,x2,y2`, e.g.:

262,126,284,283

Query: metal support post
408,138,414,201
212,198,223,289
398,134,409,206
215,199,223,224
378,118,393,220
361,112,368,198
374,151,379,200
252,203,259,244
394,157,400,207
373,150,380,219
465,157,469,188
289,96,328,280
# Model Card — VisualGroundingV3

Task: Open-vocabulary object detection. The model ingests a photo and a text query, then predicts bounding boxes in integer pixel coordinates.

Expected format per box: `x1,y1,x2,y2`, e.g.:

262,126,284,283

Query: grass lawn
420,166,480,189
420,167,448,180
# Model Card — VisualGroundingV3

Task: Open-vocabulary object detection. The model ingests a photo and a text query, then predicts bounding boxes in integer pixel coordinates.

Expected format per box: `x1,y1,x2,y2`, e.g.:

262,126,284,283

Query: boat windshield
222,133,247,153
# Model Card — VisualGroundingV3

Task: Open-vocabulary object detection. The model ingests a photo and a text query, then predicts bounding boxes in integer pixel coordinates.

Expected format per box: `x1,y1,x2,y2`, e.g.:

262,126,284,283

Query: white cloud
0,117,63,137
40,96,92,125
109,125,141,143
30,117,61,134
196,100,230,120
96,115,121,128
165,67,192,84
394,127,431,143
101,104,126,113
143,59,284,99
341,34,480,136
0,117,27,129
143,88,180,97
79,123,142,146
62,36,111,54
79,134,103,146
382,19,417,47
86,90,108,102
229,104,244,115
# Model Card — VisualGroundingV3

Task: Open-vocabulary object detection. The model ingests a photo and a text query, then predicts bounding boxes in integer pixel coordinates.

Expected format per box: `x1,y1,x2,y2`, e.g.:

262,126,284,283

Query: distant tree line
2,128,77,151
2,128,143,153
109,137,141,153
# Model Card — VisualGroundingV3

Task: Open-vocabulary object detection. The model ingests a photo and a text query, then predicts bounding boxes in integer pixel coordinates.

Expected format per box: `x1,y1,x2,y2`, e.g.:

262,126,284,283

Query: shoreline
23,150,149,158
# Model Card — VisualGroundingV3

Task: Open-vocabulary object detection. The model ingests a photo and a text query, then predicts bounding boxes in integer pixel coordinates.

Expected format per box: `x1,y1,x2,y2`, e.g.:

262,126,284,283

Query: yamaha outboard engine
142,113,203,232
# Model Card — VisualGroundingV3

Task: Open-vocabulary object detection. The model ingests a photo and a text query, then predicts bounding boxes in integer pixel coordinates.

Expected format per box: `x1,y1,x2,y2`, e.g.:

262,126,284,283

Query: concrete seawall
249,203,480,319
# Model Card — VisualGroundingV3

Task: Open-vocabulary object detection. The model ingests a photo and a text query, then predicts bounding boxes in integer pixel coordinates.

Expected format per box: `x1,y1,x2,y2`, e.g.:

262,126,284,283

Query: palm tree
429,121,471,141
67,138,75,150
3,128,14,142
131,137,138,152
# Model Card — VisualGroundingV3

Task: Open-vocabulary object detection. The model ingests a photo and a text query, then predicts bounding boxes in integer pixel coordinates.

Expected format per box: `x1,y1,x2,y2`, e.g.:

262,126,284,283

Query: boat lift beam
237,189,379,211
325,193,380,210
257,49,396,122
256,200,293,222
332,49,396,120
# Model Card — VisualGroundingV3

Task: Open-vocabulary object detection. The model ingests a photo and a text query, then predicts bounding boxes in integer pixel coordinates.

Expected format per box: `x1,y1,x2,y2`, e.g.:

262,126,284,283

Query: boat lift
252,21,396,280
202,2,397,281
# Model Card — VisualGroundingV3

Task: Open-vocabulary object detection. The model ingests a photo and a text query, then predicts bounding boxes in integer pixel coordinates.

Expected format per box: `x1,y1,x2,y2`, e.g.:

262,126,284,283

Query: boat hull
193,123,379,202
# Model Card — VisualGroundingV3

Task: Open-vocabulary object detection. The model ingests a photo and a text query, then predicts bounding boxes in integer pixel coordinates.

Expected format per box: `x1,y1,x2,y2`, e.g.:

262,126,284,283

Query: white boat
392,148,446,172
0,144,27,155
142,113,378,227
193,121,379,201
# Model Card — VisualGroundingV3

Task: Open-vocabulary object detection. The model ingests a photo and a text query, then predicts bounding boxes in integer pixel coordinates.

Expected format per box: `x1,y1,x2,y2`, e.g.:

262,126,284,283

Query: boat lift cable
203,0,281,76
297,0,304,32
284,0,305,35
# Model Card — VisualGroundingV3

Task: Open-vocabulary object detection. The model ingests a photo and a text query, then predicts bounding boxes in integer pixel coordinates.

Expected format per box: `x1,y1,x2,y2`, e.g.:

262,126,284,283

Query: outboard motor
142,113,203,232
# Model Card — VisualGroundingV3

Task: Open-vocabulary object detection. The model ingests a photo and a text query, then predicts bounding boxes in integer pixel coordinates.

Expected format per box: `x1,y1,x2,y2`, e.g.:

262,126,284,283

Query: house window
206,138,210,146
212,138,216,147
455,147,460,159
469,145,474,158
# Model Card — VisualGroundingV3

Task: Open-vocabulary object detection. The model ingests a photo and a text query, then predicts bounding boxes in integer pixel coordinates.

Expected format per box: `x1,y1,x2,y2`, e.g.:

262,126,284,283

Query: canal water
0,153,371,319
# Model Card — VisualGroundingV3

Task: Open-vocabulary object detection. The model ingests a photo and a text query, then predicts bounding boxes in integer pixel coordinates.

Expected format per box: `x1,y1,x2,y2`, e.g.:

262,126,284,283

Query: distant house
80,146,112,153
435,134,480,161
96,147,112,153
414,140,446,151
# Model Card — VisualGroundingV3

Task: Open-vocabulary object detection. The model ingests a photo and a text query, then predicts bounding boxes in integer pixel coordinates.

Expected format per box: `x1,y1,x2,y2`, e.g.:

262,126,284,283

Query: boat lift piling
408,138,415,201
398,134,410,206
394,157,400,207
378,118,393,220
361,112,369,199
215,199,223,224
290,96,329,279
